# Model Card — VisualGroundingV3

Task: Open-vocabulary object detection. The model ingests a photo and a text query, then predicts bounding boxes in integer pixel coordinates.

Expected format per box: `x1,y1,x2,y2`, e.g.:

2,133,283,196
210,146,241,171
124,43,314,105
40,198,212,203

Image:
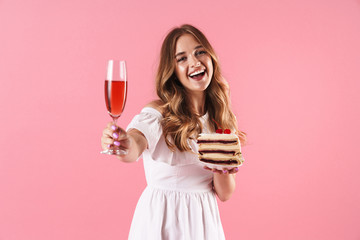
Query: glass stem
112,115,119,125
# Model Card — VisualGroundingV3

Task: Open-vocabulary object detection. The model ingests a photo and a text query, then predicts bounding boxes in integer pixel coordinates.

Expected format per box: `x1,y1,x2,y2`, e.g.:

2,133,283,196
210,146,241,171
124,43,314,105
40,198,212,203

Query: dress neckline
200,112,208,120
143,107,208,120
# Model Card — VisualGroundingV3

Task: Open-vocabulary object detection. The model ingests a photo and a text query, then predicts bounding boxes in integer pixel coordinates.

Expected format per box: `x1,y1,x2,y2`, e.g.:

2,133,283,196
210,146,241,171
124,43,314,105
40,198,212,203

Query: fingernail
111,125,117,131
114,141,120,146
222,170,228,174
112,132,119,139
107,144,111,148
235,167,239,172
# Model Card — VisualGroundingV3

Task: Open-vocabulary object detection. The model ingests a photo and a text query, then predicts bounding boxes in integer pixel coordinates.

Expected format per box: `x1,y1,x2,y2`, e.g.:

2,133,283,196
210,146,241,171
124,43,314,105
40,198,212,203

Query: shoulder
144,99,164,114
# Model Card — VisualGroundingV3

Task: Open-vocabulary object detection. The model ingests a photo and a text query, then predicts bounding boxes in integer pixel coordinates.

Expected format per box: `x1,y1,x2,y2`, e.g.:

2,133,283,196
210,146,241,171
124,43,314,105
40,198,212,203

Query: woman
101,24,246,239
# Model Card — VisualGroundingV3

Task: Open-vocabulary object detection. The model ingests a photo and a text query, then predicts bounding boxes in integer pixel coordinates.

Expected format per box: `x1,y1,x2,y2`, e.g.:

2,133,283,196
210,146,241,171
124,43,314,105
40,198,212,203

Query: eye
196,50,207,56
177,56,187,62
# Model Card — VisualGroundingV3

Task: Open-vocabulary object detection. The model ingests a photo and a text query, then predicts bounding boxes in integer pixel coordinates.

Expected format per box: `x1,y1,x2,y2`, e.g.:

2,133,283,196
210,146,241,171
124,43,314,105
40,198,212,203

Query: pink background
1,0,360,239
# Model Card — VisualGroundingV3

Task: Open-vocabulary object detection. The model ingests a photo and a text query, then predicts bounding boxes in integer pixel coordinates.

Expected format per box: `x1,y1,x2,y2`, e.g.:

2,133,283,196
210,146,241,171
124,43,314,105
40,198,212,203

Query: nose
189,54,201,68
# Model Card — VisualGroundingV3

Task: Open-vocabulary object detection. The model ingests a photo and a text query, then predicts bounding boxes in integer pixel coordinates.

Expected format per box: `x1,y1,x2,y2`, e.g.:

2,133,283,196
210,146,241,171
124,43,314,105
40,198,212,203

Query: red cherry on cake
224,129,231,134
216,129,223,134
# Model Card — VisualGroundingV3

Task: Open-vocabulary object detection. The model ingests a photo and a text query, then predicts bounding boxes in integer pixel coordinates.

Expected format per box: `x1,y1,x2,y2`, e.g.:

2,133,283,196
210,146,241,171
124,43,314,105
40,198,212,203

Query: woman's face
174,34,213,94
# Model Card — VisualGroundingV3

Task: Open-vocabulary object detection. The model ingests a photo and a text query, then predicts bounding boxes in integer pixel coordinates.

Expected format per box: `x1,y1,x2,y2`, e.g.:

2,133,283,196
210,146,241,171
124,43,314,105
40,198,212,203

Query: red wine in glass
101,60,128,155
105,80,127,120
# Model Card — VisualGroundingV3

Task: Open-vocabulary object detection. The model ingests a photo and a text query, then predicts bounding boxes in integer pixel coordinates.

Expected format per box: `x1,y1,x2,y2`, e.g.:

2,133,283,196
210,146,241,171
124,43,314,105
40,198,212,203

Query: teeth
189,69,205,77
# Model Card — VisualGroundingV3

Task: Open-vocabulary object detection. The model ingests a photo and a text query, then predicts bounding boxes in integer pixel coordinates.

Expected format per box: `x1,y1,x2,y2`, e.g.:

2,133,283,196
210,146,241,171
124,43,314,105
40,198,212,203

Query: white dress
126,107,225,240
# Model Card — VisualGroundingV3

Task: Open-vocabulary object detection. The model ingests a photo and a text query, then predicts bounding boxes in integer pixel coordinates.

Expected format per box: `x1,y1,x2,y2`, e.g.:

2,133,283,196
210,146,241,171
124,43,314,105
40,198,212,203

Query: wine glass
101,60,128,155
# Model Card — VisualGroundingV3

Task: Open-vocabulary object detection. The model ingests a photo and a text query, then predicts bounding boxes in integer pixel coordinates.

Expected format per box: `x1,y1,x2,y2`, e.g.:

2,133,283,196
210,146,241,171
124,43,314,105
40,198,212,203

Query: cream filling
199,152,243,161
198,143,241,151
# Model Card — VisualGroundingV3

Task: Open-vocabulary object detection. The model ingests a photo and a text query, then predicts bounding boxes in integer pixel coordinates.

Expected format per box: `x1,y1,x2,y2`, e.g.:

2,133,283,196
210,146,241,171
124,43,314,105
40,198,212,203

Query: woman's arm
213,172,236,201
204,167,238,201
101,100,162,163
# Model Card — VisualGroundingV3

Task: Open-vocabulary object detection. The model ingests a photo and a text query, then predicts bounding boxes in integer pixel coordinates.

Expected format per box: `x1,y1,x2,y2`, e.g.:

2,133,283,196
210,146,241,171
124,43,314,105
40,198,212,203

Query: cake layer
197,132,243,166
199,152,242,160
200,159,240,165
197,133,238,141
197,139,238,144
199,150,237,155
198,143,240,151
199,153,243,165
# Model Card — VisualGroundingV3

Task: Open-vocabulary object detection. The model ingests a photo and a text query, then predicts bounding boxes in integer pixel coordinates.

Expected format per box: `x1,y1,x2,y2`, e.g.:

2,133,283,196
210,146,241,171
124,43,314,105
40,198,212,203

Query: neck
187,91,206,116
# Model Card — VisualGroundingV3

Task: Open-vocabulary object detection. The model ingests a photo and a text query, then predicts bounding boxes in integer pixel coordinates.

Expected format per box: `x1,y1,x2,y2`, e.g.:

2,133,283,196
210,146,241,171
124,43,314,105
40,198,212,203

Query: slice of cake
197,133,244,166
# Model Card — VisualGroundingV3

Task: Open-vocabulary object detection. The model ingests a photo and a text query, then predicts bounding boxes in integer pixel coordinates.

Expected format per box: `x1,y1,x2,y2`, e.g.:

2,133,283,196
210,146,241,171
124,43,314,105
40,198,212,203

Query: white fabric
126,107,225,240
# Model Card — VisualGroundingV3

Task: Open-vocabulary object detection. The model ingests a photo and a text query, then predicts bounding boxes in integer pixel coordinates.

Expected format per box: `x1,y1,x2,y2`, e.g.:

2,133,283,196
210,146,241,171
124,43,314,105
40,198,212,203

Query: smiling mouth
189,69,206,80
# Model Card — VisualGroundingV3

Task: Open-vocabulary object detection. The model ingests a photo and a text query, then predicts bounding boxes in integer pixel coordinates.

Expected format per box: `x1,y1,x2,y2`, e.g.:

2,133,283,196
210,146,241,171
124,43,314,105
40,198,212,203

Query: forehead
175,34,201,53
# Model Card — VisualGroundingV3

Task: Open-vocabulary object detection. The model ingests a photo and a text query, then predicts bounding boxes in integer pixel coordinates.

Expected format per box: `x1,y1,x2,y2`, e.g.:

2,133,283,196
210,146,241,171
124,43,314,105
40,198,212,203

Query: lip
188,67,206,77
188,71,207,82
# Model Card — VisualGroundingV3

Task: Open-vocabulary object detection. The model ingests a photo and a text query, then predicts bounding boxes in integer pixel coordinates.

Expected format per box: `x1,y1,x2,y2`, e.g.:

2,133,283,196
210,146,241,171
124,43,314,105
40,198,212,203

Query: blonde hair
155,24,246,151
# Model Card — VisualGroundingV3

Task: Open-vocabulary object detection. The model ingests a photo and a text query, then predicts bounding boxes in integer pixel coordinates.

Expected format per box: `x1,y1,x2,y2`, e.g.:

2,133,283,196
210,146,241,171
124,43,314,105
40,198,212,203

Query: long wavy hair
155,24,246,152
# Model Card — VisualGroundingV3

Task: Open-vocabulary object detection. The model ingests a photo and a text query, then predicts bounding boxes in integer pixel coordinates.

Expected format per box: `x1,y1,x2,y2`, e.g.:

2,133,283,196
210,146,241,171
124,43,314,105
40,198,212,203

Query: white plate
200,161,243,170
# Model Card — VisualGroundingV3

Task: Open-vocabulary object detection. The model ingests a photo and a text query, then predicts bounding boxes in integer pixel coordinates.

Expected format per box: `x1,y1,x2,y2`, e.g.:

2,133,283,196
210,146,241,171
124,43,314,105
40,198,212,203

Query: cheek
201,56,213,70
208,58,213,68
176,65,187,77
207,60,214,76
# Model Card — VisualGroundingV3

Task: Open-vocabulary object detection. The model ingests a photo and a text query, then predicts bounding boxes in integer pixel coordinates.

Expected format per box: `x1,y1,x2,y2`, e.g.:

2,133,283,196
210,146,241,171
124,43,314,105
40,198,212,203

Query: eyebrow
175,45,203,58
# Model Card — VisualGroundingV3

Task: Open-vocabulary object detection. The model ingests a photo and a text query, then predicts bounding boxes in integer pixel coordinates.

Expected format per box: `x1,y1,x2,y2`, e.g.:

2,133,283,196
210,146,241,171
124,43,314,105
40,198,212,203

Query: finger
203,166,230,174
110,124,117,131
101,135,113,145
113,141,121,147
101,133,115,147
114,128,128,141
118,137,130,149
112,131,120,140
211,168,224,174
107,122,117,129
203,166,212,171
101,142,113,150
103,127,114,138
104,123,119,136
203,166,219,173
228,167,239,174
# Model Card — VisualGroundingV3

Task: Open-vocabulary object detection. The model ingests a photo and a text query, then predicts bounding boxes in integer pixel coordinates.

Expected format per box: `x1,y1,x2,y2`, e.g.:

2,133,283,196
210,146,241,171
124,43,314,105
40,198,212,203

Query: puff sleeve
126,107,163,156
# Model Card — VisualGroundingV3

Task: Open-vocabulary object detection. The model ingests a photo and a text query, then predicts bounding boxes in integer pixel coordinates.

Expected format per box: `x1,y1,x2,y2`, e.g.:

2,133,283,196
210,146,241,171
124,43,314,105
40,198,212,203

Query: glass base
100,148,128,156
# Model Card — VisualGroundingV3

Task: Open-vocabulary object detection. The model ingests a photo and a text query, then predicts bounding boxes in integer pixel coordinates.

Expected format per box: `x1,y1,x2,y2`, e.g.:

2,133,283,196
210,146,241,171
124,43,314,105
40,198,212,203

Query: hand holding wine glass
101,60,128,155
